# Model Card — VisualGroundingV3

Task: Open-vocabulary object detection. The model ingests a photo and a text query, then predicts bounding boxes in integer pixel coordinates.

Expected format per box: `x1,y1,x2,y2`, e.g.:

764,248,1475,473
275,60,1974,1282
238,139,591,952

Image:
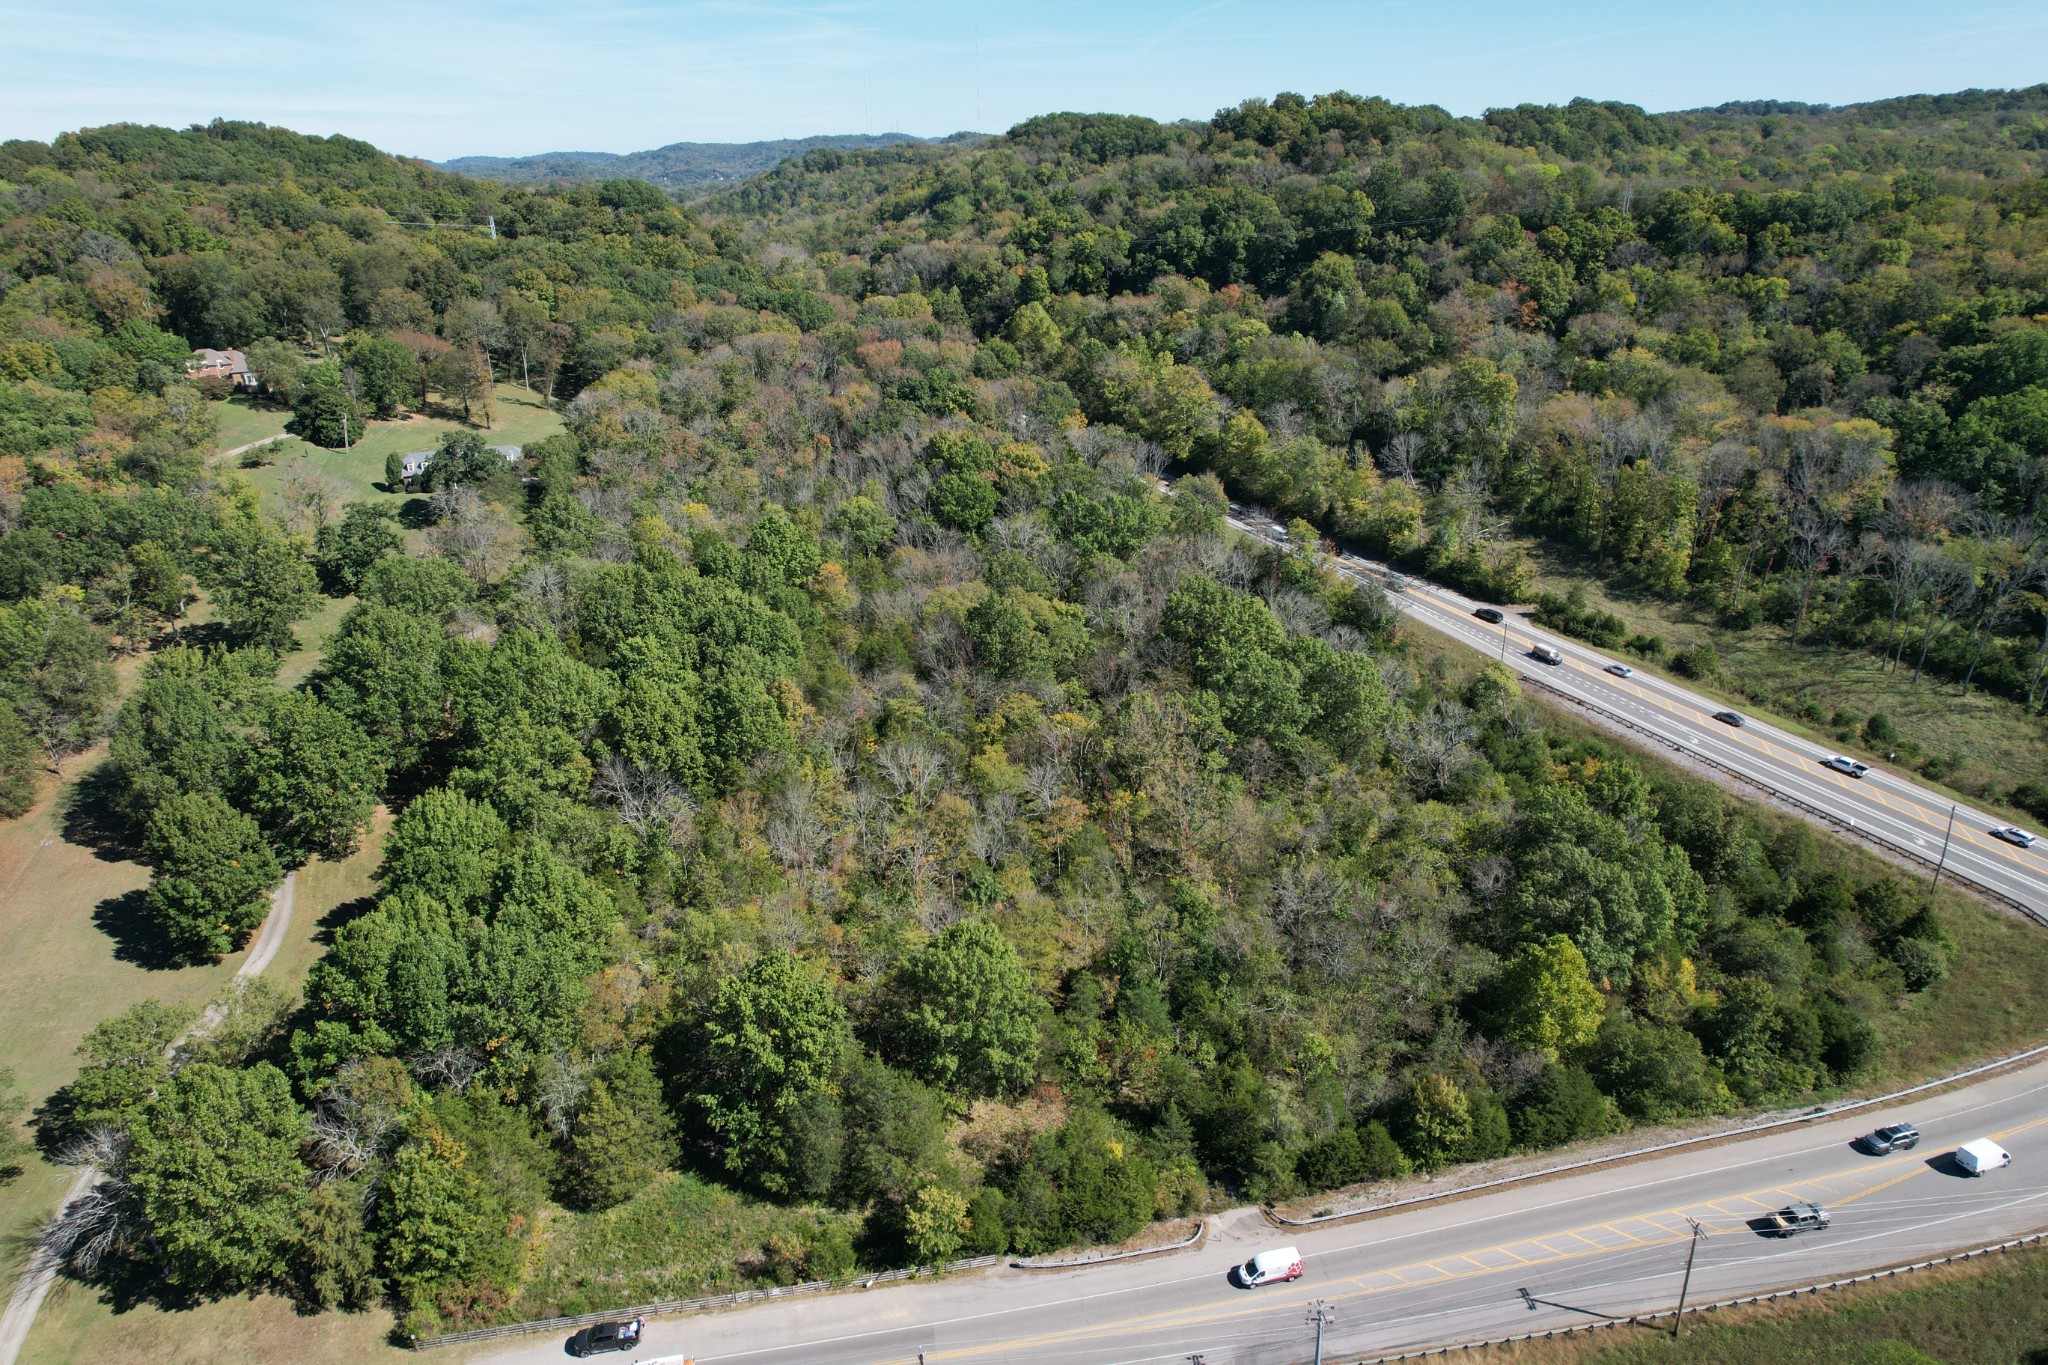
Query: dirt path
0,871,296,1365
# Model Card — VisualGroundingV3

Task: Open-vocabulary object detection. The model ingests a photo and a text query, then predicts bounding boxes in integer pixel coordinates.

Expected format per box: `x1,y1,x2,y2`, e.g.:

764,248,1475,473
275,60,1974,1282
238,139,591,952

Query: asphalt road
480,1058,2048,1365
1212,506,2048,920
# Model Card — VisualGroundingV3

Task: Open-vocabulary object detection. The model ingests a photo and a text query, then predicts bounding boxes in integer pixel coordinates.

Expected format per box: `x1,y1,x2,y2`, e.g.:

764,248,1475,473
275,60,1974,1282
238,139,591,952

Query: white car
1605,663,1633,677
1822,755,1870,778
1994,826,2039,848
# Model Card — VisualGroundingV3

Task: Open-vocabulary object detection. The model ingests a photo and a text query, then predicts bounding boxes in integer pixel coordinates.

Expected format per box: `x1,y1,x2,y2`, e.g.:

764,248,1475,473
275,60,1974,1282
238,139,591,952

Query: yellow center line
1548,647,2045,872
908,1144,1971,1363
1399,577,2046,877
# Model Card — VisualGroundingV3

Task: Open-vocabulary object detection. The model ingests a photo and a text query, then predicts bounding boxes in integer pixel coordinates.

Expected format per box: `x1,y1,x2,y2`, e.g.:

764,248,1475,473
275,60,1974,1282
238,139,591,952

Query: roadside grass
507,1172,863,1323
222,386,563,508
1518,542,2048,818
18,1287,422,1365
1501,1240,2048,1364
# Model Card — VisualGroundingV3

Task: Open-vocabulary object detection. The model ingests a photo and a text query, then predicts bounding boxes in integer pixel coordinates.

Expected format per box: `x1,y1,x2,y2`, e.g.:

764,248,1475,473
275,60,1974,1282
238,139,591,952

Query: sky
2,0,2045,162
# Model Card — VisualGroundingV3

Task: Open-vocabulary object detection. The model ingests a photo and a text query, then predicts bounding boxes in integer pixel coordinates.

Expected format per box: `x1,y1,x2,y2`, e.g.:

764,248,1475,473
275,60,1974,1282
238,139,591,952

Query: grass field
1501,1241,2048,1364
220,385,563,509
0,754,241,1292
9,803,406,1365
208,397,292,454
1520,544,2048,819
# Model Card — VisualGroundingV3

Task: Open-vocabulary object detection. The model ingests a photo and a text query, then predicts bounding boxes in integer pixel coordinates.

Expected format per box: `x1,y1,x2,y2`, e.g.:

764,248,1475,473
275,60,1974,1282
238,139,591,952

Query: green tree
903,1184,970,1264
216,535,318,650
242,692,386,863
289,1180,382,1310
313,603,449,768
341,333,422,418
291,361,368,448
695,953,852,1195
563,1052,678,1210
142,791,283,960
964,590,1049,681
126,1062,311,1294
928,472,999,536
1489,934,1606,1061
830,495,898,557
51,999,195,1138
0,595,118,765
420,430,506,491
889,921,1040,1098
1397,1072,1472,1172
0,701,42,817
378,1125,515,1318
314,503,403,595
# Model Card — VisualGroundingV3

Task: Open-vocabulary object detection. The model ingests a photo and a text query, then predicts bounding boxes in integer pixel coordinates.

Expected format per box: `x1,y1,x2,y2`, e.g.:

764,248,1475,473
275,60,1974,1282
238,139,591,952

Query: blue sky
2,0,2044,161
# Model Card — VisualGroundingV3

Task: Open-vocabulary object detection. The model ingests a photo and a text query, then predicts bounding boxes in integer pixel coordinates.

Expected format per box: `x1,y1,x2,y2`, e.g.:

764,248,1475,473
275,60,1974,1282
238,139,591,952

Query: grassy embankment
1517,544,2048,819
1496,1240,2048,1364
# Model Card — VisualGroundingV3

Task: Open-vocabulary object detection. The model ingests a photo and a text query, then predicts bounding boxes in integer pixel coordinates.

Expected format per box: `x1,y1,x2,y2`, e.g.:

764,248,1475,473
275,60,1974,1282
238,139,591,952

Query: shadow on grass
396,497,438,530
90,888,194,972
60,763,144,864
314,894,376,948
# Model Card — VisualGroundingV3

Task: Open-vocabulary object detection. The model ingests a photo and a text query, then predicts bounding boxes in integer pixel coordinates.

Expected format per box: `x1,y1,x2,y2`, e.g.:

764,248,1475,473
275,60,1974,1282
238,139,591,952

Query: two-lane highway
1217,505,2048,918
479,1058,2048,1365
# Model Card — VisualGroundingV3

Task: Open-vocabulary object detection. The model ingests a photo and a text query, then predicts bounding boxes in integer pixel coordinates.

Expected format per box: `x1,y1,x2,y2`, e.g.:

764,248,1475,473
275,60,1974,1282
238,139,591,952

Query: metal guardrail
1269,1039,2048,1229
410,1255,1003,1350
1341,1228,2048,1363
1516,668,2048,930
1010,1219,1206,1270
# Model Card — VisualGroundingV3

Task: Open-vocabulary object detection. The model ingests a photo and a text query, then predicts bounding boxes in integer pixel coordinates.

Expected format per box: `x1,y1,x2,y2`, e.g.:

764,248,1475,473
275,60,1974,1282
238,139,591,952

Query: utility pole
1933,802,1958,886
1672,1217,1706,1338
1307,1300,1336,1365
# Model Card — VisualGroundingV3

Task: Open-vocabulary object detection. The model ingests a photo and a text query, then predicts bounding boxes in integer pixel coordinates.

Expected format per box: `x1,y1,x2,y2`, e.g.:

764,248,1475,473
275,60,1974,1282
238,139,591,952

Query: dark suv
1474,607,1505,624
1862,1122,1920,1154
568,1318,643,1356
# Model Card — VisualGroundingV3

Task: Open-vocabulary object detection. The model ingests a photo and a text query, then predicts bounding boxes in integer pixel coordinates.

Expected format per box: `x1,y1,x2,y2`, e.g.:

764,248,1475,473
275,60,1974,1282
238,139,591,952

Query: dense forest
0,89,2041,1335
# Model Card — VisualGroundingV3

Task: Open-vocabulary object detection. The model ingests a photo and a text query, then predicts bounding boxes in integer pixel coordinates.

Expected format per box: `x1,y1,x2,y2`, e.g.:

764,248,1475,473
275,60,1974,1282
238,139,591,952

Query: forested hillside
0,96,2044,1338
438,132,957,191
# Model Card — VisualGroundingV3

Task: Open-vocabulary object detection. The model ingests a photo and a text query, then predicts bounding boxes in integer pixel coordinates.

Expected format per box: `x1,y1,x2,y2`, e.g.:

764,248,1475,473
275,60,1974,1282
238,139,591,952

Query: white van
1240,1245,1303,1287
1529,643,1562,665
1956,1138,2011,1175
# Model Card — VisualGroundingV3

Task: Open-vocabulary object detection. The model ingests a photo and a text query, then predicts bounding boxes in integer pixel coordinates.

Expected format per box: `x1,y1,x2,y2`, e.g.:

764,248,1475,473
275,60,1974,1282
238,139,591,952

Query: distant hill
437,132,982,191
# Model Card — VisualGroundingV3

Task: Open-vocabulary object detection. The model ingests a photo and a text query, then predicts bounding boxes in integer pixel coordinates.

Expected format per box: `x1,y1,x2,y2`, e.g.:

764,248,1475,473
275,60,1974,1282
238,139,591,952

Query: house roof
187,347,250,374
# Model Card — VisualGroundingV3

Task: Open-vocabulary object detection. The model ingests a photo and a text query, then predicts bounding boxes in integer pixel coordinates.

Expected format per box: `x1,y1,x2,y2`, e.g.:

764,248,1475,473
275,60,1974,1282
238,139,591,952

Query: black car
568,1318,643,1357
1862,1122,1920,1154
1712,710,1745,727
1474,607,1505,624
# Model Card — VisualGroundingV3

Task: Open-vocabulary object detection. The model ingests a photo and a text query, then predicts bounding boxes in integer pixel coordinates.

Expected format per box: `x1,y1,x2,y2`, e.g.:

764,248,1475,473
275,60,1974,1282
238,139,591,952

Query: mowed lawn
0,756,239,1290
207,397,291,453
219,384,563,508
18,814,415,1365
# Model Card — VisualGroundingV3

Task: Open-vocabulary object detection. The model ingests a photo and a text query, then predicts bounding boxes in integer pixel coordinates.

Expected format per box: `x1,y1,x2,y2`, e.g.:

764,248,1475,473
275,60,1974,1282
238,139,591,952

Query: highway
1215,505,2048,921
479,1057,2048,1365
